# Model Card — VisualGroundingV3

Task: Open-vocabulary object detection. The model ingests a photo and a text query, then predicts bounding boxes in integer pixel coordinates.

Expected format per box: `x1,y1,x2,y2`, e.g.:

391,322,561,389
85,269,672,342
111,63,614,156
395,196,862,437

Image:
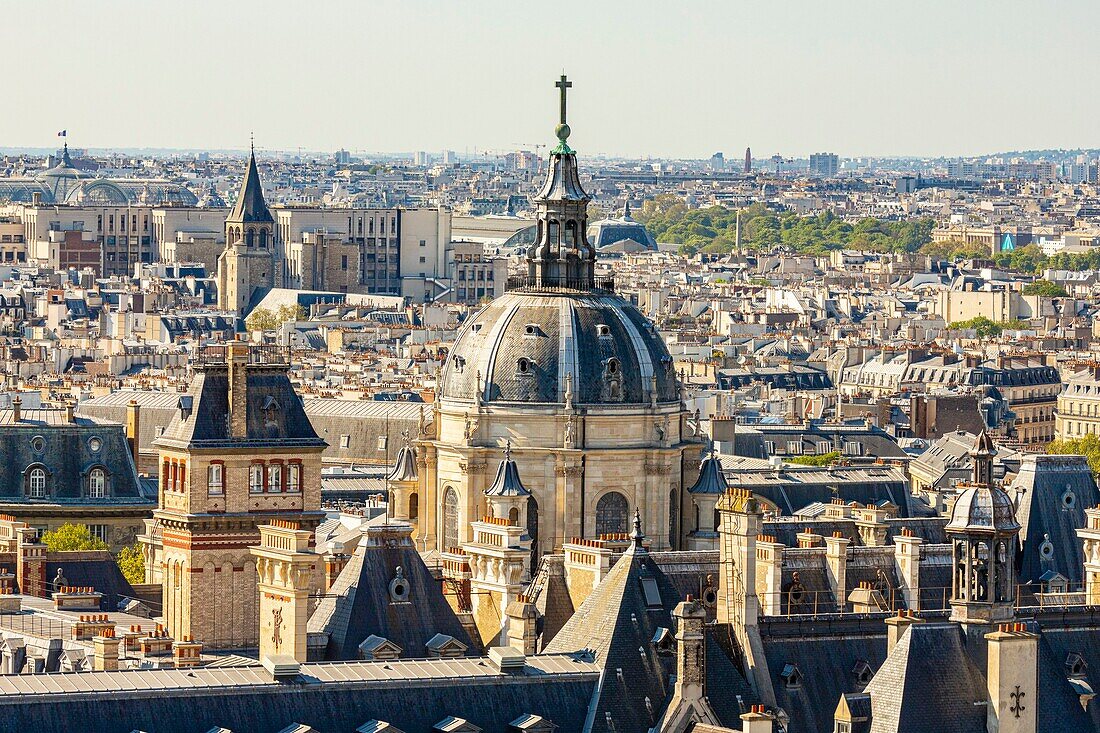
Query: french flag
57,130,66,137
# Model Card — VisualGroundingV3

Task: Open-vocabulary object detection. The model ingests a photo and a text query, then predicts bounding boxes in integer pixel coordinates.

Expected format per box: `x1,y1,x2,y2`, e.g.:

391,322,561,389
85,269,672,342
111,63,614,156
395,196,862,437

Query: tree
275,303,308,323
1021,280,1068,297
116,544,145,585
41,523,107,552
788,451,841,466
245,307,278,332
1048,434,1100,476
947,316,1030,338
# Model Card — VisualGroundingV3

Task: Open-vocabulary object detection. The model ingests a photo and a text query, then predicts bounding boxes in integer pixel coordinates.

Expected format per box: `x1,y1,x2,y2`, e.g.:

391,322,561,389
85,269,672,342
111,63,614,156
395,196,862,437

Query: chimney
15,527,46,598
756,536,784,616
824,532,850,612
32,192,41,206
884,610,924,654
671,597,707,704
11,396,20,423
322,543,349,593
125,400,140,469
227,340,249,439
893,529,923,610
740,705,774,733
717,489,762,630
985,623,1038,733
505,594,538,656
91,630,121,672
64,400,74,424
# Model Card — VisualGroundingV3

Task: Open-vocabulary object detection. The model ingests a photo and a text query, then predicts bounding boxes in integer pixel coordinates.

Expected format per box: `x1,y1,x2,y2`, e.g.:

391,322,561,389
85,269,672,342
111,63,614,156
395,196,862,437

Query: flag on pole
57,130,66,137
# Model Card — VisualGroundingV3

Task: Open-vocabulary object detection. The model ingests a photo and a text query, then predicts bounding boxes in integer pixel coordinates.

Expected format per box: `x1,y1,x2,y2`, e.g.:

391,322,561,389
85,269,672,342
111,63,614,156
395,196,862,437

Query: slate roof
760,616,890,733
307,528,475,661
0,410,146,503
1010,454,1100,586
689,449,728,495
227,151,274,225
439,291,678,406
543,540,751,733
155,365,324,450
0,654,598,733
862,623,987,733
485,447,530,497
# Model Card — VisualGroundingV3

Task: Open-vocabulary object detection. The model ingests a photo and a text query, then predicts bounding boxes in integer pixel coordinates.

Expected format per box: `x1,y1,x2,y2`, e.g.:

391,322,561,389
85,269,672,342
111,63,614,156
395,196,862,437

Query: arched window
548,221,560,250
249,464,264,493
409,492,419,521
565,220,578,248
509,507,520,524
27,467,47,498
527,496,540,572
259,229,268,248
668,490,678,547
88,468,107,498
443,487,460,551
595,492,629,537
246,228,255,247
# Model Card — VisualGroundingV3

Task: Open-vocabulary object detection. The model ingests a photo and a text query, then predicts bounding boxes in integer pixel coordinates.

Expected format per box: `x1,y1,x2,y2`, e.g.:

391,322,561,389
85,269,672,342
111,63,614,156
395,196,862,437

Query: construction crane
512,143,546,155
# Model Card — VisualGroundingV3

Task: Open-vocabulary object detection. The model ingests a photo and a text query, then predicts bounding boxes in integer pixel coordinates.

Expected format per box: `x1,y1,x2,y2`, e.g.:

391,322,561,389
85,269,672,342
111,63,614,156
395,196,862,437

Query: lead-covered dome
440,289,678,406
947,484,1020,533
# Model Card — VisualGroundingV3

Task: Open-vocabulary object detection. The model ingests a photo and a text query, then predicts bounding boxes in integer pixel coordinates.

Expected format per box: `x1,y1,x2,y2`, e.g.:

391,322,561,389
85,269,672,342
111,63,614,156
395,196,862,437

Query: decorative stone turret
687,446,727,550
462,510,531,648
483,442,531,527
947,434,1020,629
894,528,923,610
387,430,420,524
824,531,850,613
251,519,318,663
1077,507,1100,605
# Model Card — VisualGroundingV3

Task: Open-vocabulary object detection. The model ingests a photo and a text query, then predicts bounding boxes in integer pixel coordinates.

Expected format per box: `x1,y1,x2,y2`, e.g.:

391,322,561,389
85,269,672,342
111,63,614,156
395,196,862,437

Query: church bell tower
218,143,277,315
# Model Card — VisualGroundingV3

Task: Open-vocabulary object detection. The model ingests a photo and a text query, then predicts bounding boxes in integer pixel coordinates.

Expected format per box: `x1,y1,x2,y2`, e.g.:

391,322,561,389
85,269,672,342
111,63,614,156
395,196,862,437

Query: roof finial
629,509,644,549
504,440,512,462
250,131,255,156
553,74,574,154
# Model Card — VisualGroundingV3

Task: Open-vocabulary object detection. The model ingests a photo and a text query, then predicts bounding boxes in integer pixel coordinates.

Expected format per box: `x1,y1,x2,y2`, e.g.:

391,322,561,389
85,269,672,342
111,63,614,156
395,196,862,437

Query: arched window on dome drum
668,490,678,548
595,491,629,537
564,220,578,249
409,492,419,521
528,496,540,573
548,220,559,253
443,487,459,551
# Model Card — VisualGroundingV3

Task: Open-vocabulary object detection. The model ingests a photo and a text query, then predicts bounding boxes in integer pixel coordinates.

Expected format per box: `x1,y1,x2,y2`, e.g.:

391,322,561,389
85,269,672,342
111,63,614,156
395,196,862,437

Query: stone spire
523,75,597,291
228,147,274,226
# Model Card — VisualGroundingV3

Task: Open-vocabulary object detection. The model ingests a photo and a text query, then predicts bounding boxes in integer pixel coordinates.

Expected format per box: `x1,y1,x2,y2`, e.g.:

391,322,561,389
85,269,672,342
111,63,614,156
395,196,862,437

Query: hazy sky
7,0,1099,159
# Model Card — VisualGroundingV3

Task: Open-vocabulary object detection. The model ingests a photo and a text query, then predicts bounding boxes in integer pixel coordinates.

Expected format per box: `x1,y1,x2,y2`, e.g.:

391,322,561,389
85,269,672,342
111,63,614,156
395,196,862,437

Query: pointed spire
387,429,418,482
623,200,631,219
228,141,273,225
689,443,729,495
61,142,73,167
485,441,530,497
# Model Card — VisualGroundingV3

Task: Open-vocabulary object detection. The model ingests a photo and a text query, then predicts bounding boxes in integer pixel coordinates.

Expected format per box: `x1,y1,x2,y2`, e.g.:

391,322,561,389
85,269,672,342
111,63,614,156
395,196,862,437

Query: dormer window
597,324,611,338
607,358,620,375
517,358,534,375
87,468,107,498
780,663,803,689
26,466,47,499
1067,652,1088,677
524,323,540,337
453,355,466,373
852,659,873,687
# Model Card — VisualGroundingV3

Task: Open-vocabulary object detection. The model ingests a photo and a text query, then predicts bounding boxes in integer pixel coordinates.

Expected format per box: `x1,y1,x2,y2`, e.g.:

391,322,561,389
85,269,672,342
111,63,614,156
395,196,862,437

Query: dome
38,144,84,202
439,289,678,406
587,205,657,252
947,484,1020,533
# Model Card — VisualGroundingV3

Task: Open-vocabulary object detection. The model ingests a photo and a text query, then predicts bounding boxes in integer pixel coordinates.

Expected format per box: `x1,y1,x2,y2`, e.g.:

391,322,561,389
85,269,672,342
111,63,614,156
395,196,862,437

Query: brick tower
145,341,326,649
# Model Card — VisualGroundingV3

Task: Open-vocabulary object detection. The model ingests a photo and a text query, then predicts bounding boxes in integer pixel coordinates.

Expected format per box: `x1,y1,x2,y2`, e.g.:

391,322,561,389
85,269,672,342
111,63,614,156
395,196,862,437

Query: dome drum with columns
415,77,701,558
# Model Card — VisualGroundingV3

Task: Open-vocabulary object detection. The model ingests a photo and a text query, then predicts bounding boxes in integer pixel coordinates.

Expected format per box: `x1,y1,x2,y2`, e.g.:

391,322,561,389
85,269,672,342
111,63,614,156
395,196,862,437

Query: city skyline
7,0,1100,159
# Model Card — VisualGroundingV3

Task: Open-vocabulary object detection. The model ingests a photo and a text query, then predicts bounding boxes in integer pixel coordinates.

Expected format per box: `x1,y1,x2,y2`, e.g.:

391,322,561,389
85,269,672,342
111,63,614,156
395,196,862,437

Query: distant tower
744,147,752,174
217,145,277,315
947,432,1019,630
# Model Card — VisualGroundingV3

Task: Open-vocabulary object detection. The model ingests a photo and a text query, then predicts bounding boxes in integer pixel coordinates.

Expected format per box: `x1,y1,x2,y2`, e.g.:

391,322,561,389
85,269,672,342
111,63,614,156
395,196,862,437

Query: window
88,468,107,498
787,440,803,455
844,441,862,456
340,435,351,449
409,492,419,520
27,468,46,498
595,492,629,537
287,463,301,493
443,487,460,551
87,525,108,544
268,463,283,493
817,441,832,455
207,463,224,495
250,464,264,493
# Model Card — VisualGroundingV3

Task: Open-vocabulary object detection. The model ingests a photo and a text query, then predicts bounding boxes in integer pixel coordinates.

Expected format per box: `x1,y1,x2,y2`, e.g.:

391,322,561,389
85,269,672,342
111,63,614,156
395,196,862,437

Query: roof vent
262,654,300,681
488,646,526,673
